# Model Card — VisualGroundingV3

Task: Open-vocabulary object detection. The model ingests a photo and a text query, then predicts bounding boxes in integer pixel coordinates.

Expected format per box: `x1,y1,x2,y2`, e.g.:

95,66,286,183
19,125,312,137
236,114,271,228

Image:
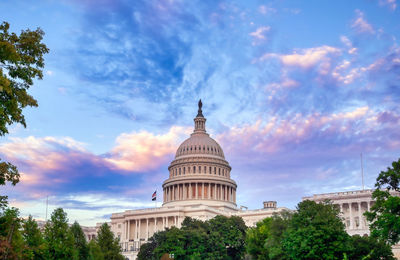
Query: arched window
183,167,185,174
219,168,221,175
179,168,181,175
199,166,201,173
214,167,216,174
193,166,196,173
203,146,205,151
209,167,212,174
204,166,206,173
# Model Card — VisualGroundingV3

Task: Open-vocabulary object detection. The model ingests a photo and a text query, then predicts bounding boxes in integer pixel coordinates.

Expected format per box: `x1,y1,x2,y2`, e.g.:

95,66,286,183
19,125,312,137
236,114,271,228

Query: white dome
175,133,225,159
162,100,237,210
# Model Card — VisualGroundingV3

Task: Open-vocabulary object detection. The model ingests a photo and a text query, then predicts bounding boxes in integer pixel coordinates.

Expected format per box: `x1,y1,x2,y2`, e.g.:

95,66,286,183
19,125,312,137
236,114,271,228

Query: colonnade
163,182,236,203
334,201,373,230
121,216,180,252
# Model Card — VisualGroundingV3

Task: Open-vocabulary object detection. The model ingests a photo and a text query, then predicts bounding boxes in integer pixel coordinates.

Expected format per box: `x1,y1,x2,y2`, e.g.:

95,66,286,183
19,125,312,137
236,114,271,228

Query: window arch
193,166,196,173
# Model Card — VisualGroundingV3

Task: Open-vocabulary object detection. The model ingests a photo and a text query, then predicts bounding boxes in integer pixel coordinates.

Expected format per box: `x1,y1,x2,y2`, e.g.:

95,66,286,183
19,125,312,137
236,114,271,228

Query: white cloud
249,26,271,44
379,0,397,10
352,10,375,34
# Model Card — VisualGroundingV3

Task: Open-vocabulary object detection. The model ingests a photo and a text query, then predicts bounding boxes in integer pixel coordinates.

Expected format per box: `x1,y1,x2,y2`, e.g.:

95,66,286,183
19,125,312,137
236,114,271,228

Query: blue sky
1,0,399,225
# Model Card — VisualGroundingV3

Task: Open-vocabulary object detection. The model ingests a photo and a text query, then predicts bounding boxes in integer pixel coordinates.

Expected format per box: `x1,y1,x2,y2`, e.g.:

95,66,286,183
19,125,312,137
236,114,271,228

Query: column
214,184,217,199
233,188,236,203
349,203,353,229
208,183,211,199
339,203,343,214
224,186,227,201
358,202,362,229
202,183,204,199
196,183,198,199
138,219,141,240
162,217,165,229
146,218,149,240
183,184,186,200
189,183,192,199
154,218,157,234
174,216,177,226
135,220,138,239
127,220,130,240
219,185,222,200
367,201,370,212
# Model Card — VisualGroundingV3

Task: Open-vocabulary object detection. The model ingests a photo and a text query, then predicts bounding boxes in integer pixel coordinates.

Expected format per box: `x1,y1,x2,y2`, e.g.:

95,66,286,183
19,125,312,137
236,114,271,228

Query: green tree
282,200,351,260
71,221,89,260
22,215,45,259
348,234,394,260
88,239,104,260
44,208,77,259
0,207,24,259
246,211,291,260
96,223,124,260
0,21,49,207
365,158,400,245
207,215,247,260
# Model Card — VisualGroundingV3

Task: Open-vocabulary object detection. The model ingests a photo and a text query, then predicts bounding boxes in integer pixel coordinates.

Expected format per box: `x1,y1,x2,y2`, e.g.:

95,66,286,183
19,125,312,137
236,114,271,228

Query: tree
365,158,400,245
22,215,45,259
138,216,247,259
0,207,24,259
71,221,89,260
44,208,77,259
0,21,48,207
96,223,124,260
282,200,351,260
88,239,104,260
348,234,394,260
246,211,292,260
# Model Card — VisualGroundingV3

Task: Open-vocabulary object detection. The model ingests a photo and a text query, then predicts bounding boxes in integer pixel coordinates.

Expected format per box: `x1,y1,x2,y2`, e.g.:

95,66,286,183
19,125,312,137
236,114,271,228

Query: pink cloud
260,46,340,70
105,126,190,172
352,10,375,34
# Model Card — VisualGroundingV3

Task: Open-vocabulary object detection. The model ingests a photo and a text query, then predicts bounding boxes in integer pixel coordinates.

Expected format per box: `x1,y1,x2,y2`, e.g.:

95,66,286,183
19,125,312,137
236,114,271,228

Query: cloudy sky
1,0,399,226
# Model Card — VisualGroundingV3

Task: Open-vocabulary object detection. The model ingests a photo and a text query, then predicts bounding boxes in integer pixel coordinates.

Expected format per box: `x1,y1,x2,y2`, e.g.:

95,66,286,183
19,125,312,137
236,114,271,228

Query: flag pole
360,153,365,190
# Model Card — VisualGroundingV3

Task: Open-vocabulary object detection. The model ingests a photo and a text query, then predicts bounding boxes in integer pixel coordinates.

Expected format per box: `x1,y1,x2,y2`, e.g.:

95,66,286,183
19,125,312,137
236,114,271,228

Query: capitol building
109,101,289,260
107,101,400,260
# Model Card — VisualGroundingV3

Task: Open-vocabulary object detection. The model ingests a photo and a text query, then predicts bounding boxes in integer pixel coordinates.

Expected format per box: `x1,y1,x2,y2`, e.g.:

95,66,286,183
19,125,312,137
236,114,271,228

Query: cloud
379,0,397,10
258,5,276,15
352,10,375,34
105,126,191,172
249,26,270,40
260,46,340,69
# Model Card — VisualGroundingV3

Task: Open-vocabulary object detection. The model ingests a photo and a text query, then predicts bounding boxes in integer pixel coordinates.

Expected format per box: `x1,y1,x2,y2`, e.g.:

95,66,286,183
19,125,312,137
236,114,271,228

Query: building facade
110,101,289,260
303,189,400,258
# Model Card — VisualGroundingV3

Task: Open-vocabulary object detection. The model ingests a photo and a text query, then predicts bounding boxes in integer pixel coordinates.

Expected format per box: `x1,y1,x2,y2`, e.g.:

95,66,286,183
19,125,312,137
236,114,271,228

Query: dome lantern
194,99,206,133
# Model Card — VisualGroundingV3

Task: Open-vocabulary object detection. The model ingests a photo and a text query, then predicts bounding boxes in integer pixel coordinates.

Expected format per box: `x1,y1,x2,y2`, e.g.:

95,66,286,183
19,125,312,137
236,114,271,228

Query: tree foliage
0,207,24,259
96,223,124,260
347,234,394,260
365,158,400,245
138,215,247,260
246,211,292,260
43,208,77,259
71,221,89,260
0,20,48,207
282,200,351,260
22,215,45,259
88,239,104,260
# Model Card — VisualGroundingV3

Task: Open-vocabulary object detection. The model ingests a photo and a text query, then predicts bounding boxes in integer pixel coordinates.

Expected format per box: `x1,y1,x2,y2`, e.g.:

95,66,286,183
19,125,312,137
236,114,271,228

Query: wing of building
303,189,400,258
110,101,289,260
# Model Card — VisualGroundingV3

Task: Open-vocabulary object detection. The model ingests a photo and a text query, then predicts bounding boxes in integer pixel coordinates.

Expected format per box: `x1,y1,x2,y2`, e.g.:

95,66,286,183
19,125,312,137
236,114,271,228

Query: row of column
124,216,179,241
163,182,236,203
336,201,372,230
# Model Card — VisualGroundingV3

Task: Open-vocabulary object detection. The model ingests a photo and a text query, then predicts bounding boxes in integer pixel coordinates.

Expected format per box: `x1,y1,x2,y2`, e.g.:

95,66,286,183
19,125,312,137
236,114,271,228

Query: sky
0,0,399,226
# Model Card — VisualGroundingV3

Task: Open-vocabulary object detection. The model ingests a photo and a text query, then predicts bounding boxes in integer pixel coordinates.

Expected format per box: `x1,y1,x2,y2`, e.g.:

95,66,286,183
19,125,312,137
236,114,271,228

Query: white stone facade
303,189,400,258
303,189,375,236
110,102,288,260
